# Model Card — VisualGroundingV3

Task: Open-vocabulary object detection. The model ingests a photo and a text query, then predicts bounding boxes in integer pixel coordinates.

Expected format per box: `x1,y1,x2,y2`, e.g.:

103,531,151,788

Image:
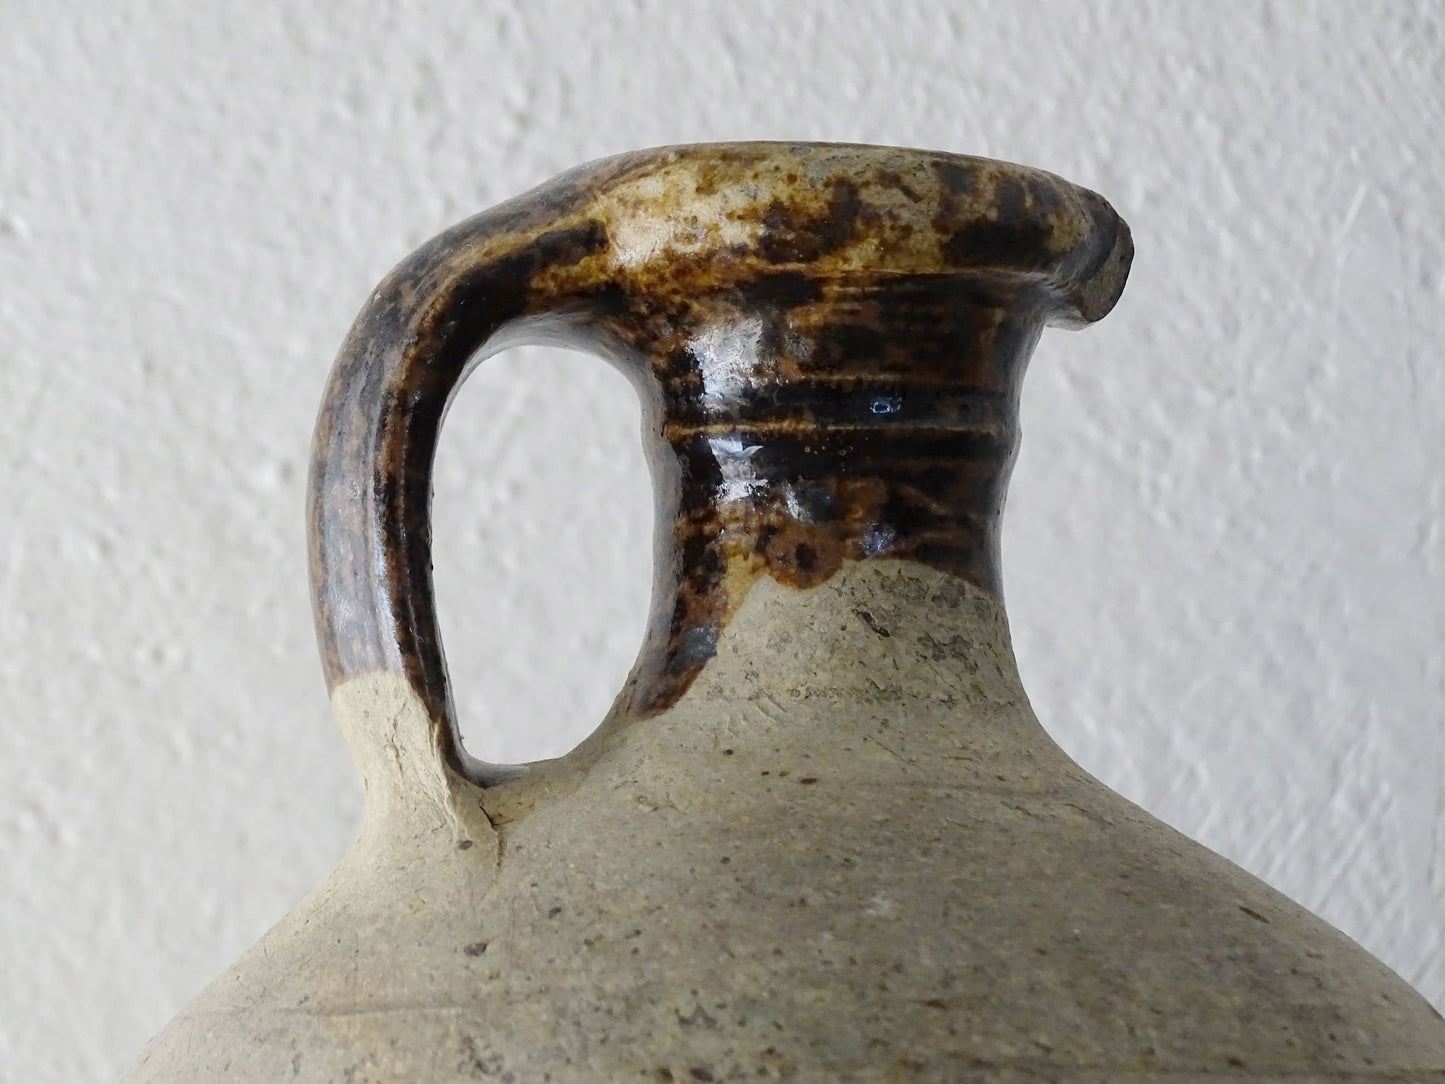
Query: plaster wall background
1,2,1441,1078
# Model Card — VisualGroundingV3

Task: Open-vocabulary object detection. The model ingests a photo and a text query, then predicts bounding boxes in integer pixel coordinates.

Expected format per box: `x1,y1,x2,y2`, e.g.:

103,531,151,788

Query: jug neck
606,274,1049,717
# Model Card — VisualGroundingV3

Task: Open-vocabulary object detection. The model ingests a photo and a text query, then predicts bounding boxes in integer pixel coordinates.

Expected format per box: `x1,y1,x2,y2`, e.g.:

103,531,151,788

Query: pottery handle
306,147,1132,788
306,167,631,786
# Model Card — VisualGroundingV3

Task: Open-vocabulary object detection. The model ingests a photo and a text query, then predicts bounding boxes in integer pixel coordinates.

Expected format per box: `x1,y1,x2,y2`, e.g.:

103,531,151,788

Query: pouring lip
584,138,1076,172
545,140,1133,328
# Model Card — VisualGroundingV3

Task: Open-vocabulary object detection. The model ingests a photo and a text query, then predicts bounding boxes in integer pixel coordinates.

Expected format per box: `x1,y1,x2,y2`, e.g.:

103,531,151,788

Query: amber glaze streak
307,142,1132,780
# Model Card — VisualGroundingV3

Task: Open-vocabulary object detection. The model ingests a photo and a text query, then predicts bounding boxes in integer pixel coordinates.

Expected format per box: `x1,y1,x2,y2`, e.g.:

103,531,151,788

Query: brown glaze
307,142,1132,780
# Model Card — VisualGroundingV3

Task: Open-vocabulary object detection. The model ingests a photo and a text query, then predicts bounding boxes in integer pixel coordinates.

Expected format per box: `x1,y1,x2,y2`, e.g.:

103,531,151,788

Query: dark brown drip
306,142,1131,782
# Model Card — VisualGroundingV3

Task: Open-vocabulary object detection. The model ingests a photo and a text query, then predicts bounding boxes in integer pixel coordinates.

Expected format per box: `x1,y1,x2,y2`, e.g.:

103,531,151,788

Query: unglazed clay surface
128,564,1445,1080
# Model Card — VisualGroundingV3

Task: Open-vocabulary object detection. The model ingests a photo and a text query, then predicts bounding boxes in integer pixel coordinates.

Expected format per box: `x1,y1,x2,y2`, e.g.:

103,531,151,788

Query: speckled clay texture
128,564,1445,1080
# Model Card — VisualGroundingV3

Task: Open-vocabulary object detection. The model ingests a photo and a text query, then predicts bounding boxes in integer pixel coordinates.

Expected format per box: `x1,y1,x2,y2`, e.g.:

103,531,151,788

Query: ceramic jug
125,143,1445,1081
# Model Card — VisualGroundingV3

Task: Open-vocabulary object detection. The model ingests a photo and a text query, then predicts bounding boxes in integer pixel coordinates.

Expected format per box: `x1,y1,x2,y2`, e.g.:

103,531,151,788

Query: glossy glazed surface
308,142,1131,774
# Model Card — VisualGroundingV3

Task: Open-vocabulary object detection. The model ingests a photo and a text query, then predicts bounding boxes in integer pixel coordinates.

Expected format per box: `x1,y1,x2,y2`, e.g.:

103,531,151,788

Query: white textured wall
2,2,1441,1078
